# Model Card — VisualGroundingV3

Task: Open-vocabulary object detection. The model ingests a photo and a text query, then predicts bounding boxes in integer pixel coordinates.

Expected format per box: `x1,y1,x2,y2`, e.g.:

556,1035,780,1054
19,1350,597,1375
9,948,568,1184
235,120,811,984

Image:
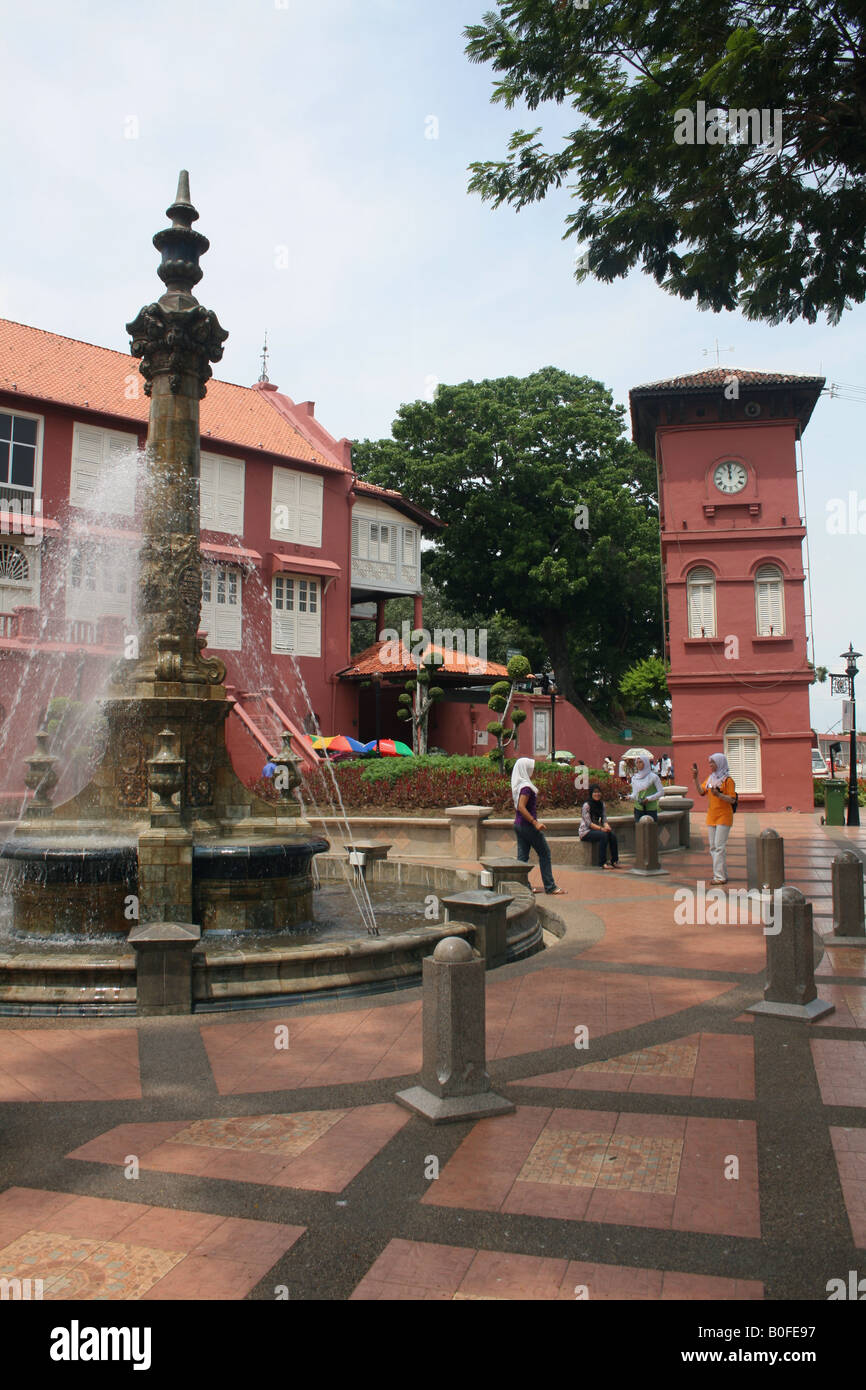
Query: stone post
395,936,515,1123
137,828,194,924
658,787,694,848
825,853,866,946
748,886,834,1021
630,815,668,876
756,829,785,890
441,889,513,969
129,921,200,1015
479,856,533,895
445,805,493,861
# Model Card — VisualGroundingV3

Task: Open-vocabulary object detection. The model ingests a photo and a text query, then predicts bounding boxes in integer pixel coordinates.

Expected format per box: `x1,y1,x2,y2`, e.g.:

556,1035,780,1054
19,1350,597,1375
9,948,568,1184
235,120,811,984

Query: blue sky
1,0,862,732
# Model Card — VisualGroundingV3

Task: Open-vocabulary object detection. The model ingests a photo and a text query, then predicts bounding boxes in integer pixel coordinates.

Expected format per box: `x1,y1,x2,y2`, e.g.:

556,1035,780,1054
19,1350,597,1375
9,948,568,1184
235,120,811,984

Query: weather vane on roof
702,338,735,365
259,330,269,385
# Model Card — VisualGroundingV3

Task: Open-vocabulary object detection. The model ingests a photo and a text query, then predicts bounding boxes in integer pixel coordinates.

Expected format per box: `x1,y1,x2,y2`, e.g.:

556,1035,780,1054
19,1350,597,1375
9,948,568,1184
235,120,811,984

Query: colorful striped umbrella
312,735,367,757
362,739,413,757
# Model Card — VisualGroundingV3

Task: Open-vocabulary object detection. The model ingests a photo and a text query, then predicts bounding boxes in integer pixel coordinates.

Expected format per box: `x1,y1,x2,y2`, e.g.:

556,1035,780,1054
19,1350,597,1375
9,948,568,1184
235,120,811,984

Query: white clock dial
713,461,748,494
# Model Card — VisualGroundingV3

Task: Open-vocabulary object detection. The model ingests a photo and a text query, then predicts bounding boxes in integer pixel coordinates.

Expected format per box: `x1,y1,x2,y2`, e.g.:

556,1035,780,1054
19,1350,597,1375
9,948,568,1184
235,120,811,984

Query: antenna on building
259,331,270,385
701,338,735,365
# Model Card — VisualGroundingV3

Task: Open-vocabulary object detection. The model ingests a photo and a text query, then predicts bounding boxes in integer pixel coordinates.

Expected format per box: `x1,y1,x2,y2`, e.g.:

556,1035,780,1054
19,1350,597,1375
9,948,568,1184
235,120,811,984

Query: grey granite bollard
479,856,533,895
756,829,785,890
395,937,516,1123
630,815,668,876
748,886,834,1022
441,889,513,969
826,853,866,946
129,921,201,1016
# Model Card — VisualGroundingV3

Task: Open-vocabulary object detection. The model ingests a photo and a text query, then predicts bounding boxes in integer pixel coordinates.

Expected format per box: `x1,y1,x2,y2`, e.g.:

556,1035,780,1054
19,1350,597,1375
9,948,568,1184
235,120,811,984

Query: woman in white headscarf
691,752,737,885
511,757,564,895
630,756,664,824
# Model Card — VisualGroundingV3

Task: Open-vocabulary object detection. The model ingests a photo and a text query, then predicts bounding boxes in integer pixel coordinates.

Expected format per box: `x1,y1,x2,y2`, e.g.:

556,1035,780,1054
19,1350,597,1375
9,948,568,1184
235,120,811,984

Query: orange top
702,776,735,827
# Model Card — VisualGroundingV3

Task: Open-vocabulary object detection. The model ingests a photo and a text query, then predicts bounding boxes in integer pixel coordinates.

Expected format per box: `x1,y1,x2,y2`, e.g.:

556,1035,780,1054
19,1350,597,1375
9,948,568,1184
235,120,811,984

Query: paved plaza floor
1,811,864,1307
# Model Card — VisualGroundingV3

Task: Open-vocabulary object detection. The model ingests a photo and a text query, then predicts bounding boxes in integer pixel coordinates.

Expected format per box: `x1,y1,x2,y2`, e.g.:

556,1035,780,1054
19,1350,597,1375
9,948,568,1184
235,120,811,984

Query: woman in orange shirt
691,753,736,885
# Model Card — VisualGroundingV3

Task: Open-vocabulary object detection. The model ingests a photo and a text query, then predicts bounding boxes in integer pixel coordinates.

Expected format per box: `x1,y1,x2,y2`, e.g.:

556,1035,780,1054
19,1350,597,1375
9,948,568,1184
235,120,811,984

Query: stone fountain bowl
0,834,329,936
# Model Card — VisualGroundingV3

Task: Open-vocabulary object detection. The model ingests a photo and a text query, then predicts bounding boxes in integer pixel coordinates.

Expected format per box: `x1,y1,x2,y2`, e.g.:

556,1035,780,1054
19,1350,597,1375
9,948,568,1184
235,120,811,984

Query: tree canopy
352,367,662,717
465,1,866,324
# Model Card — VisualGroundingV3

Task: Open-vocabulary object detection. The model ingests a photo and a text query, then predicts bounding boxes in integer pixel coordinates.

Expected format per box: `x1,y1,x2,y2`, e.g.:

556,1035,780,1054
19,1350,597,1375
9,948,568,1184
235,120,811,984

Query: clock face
713,461,748,494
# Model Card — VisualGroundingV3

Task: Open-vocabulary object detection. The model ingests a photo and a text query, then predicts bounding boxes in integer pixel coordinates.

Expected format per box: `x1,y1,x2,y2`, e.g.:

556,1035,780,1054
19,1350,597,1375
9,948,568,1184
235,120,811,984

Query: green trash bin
824,780,847,826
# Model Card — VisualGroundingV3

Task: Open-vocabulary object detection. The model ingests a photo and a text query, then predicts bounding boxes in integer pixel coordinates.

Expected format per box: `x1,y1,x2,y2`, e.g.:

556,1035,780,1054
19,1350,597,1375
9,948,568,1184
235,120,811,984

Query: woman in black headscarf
578,782,620,869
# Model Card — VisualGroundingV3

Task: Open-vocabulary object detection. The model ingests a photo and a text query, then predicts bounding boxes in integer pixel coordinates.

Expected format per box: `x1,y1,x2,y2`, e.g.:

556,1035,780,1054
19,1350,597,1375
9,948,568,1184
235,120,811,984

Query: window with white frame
200,452,245,535
271,574,321,657
0,542,37,614
687,566,717,638
270,467,323,547
533,708,550,757
0,411,40,499
352,515,398,565
755,564,785,636
724,717,762,793
66,543,131,623
70,424,138,515
200,563,242,651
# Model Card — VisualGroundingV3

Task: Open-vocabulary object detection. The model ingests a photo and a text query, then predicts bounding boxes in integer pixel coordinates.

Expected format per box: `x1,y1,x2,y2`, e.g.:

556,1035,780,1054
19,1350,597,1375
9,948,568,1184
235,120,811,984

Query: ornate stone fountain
0,173,328,956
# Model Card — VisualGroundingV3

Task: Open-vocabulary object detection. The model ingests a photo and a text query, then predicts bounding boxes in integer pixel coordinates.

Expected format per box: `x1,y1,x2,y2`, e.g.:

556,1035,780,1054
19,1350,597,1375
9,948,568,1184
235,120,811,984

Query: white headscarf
630,756,655,796
511,757,537,809
707,752,730,789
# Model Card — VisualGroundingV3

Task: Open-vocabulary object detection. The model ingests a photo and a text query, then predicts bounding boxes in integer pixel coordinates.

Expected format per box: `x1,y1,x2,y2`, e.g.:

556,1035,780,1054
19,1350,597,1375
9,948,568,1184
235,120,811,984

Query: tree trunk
540,619,595,722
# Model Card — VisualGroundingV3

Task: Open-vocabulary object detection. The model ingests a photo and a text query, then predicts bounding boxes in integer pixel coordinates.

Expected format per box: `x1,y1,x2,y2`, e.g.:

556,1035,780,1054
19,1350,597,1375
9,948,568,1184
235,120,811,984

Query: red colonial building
0,317,634,811
630,367,825,812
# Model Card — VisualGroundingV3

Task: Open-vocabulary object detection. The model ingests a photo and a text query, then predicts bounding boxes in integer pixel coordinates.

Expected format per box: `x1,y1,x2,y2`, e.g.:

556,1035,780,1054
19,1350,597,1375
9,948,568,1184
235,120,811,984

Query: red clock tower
630,368,825,812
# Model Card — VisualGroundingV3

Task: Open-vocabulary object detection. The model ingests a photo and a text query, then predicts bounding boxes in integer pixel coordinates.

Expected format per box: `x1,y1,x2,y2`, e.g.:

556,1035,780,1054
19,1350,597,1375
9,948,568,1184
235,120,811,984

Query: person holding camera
692,753,736,885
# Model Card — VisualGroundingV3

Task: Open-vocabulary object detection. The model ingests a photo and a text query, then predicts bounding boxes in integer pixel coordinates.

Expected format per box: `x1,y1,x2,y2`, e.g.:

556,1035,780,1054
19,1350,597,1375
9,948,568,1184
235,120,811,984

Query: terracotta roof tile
0,318,343,471
631,367,825,394
338,639,507,680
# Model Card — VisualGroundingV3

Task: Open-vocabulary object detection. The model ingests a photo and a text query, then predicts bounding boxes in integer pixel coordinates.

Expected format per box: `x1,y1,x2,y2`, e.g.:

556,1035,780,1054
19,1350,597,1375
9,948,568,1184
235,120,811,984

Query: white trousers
707,824,731,882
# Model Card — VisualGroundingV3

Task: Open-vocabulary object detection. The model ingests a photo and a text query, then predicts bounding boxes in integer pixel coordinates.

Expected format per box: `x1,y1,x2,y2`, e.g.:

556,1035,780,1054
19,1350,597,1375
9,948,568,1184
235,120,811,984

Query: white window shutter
271,468,300,542
216,458,245,535
70,427,104,507
104,434,137,515
272,606,297,653
296,611,321,657
200,454,217,529
214,600,242,651
687,569,715,637
298,475,323,547
351,517,359,557
389,527,397,564
755,567,784,635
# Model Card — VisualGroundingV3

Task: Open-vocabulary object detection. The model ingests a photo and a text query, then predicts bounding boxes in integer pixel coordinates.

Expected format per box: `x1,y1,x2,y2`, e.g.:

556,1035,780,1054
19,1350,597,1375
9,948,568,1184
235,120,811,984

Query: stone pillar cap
433,937,475,963
760,829,782,839
128,922,201,944
441,890,513,910
445,805,494,818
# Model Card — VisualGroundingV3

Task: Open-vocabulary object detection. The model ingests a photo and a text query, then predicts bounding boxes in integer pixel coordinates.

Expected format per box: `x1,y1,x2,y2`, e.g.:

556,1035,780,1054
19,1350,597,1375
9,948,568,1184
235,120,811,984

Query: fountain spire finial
166,169,199,228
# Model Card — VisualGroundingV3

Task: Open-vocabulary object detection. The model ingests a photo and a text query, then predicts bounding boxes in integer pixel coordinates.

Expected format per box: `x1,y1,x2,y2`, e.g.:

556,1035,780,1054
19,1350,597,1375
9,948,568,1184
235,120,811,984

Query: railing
66,621,96,646
0,613,18,638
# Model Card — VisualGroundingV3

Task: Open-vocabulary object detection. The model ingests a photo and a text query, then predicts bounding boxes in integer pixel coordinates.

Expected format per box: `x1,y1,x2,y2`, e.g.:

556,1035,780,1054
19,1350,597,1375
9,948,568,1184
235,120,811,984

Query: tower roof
629,367,826,457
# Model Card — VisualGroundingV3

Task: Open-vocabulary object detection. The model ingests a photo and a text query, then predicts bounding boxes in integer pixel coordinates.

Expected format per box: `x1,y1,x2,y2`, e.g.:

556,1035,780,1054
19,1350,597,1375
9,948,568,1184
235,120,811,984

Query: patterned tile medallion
588,1042,699,1078
0,1231,184,1300
168,1111,347,1157
518,1128,683,1194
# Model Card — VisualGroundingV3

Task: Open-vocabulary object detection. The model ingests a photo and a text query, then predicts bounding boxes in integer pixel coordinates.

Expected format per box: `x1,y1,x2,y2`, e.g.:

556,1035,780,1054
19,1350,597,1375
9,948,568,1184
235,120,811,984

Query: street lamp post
841,645,861,827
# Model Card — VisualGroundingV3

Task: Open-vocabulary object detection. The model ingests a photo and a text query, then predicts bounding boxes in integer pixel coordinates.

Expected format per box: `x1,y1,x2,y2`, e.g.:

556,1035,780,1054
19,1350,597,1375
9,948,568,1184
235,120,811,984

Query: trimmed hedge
299,755,621,814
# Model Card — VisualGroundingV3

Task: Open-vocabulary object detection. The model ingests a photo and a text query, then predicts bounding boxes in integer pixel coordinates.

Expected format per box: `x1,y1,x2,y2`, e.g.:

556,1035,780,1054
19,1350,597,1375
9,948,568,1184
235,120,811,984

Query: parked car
811,748,830,779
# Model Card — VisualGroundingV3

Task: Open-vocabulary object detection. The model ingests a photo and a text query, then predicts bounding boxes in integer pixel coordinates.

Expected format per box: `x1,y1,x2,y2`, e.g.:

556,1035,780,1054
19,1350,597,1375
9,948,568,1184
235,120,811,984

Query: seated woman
631,756,664,823
579,783,620,869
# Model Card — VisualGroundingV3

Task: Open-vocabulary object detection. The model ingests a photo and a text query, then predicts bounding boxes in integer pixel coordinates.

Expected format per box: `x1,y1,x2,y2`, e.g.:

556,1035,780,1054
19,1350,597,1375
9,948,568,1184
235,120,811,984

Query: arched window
725,718,762,793
687,566,716,638
0,543,32,615
755,564,785,635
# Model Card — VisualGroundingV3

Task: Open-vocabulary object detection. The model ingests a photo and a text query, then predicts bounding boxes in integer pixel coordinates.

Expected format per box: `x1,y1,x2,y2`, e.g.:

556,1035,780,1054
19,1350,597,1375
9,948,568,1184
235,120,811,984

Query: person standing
512,756,564,895
660,754,673,782
579,783,620,869
631,755,664,822
692,753,736,885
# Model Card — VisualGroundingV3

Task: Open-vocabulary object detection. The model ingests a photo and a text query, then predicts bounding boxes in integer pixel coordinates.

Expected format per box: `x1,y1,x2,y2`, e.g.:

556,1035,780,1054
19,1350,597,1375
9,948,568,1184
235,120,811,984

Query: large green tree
465,2,866,323
352,367,661,717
